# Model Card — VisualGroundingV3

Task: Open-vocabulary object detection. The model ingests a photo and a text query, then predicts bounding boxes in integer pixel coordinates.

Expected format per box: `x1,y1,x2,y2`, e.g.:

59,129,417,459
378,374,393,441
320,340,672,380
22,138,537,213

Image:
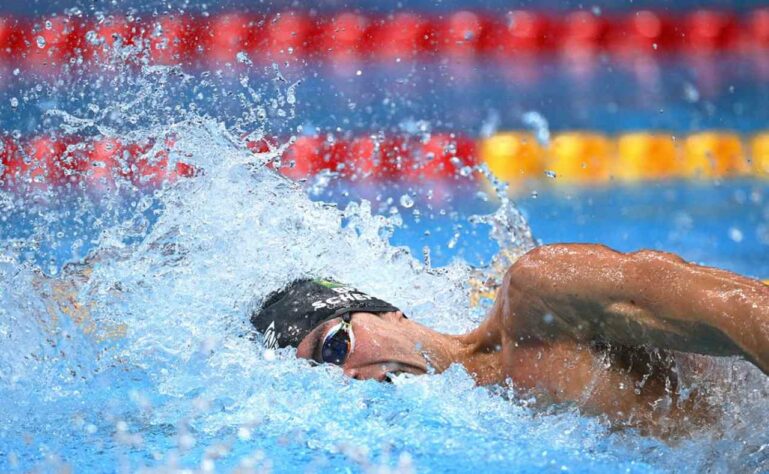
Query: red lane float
317,12,371,60
2,136,71,190
750,9,769,48
438,11,489,58
10,131,769,193
683,10,740,52
367,13,432,60
608,11,677,54
256,11,317,63
413,134,478,181
205,13,252,63
87,15,139,65
85,137,128,191
245,134,479,182
3,9,769,69
147,16,202,65
21,16,84,70
560,11,609,53
0,17,22,58
484,11,556,55
0,135,196,193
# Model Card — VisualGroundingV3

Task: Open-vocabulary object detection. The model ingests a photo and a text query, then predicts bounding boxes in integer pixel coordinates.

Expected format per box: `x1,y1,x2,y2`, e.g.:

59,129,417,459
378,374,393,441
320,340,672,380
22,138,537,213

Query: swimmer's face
296,311,433,381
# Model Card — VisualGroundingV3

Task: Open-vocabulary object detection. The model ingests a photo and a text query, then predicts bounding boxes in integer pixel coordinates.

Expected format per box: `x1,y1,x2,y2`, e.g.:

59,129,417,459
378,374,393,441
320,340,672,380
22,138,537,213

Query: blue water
4,57,768,137
2,167,768,472
1,4,769,473
319,180,769,276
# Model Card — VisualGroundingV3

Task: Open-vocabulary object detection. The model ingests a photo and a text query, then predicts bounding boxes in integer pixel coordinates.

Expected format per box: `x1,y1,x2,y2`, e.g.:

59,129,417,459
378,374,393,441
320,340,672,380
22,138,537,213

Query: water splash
0,10,768,474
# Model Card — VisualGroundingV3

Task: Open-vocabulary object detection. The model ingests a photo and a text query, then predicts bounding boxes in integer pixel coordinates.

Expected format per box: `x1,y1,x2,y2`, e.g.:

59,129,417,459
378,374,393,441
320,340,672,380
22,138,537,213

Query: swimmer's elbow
504,244,583,293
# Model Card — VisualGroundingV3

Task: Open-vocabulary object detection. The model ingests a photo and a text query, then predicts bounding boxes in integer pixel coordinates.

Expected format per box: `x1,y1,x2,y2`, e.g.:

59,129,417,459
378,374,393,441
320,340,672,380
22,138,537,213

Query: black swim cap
251,278,400,349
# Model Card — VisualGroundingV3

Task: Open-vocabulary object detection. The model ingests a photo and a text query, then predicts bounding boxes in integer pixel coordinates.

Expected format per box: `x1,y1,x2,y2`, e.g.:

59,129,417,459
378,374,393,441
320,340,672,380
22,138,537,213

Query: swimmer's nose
344,367,390,382
343,368,361,380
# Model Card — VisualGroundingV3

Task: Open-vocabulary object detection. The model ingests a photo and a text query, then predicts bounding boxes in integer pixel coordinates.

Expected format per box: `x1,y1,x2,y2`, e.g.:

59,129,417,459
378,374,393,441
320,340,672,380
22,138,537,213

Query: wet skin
295,244,769,435
43,243,769,435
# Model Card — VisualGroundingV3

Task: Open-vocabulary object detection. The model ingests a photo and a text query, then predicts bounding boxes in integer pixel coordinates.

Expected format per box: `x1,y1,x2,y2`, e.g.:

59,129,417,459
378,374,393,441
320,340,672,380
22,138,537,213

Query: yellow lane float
682,132,748,179
547,132,612,183
615,133,680,181
479,130,767,185
480,132,544,182
750,132,769,177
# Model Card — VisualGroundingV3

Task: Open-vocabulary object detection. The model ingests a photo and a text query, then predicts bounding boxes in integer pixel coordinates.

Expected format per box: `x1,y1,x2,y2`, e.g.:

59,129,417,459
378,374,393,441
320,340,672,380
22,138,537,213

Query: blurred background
1,0,768,272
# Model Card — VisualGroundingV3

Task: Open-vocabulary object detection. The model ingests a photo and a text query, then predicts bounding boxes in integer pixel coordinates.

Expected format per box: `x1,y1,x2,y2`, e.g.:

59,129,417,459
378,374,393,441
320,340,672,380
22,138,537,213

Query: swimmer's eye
320,315,355,366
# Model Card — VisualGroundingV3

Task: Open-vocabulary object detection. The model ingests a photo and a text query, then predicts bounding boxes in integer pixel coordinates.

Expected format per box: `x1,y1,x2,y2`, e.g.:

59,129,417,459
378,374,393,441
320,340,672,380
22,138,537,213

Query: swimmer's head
251,279,440,380
250,278,401,349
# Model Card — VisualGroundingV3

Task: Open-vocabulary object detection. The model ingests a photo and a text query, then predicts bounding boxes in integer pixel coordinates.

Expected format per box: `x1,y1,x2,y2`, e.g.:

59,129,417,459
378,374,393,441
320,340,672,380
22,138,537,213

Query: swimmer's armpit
499,244,769,375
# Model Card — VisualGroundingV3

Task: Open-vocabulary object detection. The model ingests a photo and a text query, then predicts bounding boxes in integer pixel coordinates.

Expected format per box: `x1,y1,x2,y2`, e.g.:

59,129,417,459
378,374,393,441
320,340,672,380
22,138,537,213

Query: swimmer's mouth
384,372,414,383
382,362,427,383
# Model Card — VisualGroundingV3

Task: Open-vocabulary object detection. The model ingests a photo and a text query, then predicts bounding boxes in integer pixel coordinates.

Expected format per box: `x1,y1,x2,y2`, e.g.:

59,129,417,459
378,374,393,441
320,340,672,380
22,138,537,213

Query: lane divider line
2,9,769,70
2,130,769,192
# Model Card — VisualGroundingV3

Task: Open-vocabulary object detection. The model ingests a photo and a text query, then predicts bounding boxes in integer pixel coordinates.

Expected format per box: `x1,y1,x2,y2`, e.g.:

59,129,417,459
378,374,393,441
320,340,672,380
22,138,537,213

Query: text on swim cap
311,287,372,310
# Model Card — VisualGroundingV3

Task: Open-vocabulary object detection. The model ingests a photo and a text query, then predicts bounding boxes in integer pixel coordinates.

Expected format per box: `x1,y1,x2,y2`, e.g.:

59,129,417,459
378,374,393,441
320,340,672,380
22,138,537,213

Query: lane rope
1,9,769,69
2,130,769,191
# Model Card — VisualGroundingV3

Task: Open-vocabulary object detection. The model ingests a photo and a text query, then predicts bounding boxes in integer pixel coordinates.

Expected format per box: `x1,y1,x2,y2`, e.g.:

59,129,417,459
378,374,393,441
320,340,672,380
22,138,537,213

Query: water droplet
237,427,252,441
36,36,46,48
522,110,550,145
178,433,196,450
683,82,700,103
263,349,276,361
12,68,19,76
591,6,602,16
10,97,18,108
728,227,743,243
235,51,252,65
399,194,414,208
45,20,52,30
447,232,460,249
85,30,99,45
544,170,557,179
355,70,362,76
286,83,297,105
422,246,431,267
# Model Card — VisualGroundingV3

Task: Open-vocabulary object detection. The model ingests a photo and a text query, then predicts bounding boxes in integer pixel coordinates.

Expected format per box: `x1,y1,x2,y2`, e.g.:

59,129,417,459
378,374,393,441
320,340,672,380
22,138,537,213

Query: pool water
321,180,769,275
1,8,769,474
2,133,768,472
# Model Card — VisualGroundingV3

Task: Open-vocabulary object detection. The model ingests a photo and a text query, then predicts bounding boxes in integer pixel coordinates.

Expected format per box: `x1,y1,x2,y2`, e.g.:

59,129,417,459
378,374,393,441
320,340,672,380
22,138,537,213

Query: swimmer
252,244,769,436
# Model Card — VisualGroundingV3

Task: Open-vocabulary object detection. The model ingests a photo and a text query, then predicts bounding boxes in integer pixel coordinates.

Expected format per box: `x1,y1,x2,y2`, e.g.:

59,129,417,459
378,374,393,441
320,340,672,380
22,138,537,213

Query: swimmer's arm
499,243,769,375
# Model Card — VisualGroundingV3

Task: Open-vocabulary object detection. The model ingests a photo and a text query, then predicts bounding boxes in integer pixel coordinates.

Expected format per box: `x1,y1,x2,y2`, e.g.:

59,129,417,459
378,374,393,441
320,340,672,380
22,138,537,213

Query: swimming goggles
320,313,355,365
